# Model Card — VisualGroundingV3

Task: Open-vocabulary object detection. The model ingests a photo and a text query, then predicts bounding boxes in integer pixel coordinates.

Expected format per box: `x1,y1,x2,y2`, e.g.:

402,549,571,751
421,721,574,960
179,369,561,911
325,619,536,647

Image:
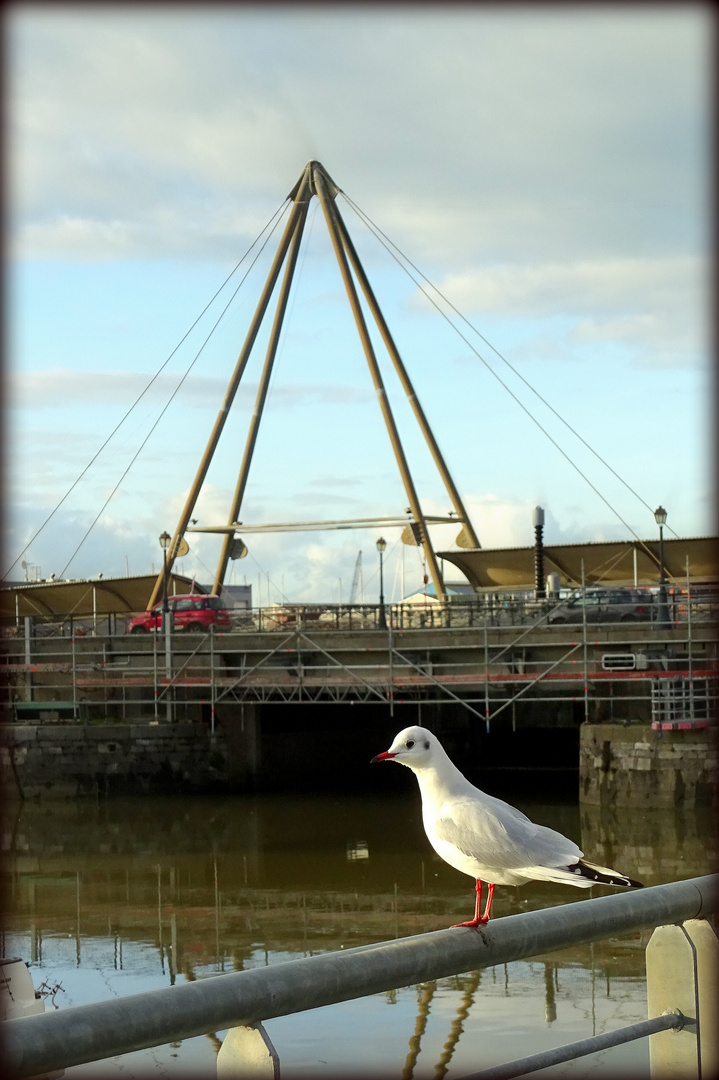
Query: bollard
216,1021,280,1079
646,918,718,1078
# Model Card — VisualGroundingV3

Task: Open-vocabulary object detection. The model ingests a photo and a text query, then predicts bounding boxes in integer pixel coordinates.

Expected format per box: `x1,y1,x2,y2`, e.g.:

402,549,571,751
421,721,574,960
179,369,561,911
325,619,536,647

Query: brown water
2,793,715,1078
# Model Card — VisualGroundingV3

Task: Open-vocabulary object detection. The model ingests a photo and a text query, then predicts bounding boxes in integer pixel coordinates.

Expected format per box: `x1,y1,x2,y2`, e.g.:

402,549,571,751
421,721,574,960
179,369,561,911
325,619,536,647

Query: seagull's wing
434,792,583,871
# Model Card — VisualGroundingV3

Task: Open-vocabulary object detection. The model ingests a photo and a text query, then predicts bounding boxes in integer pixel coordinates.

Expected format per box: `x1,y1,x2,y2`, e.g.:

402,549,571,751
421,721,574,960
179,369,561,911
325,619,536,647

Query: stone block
0,726,38,745
22,782,80,798
38,726,87,743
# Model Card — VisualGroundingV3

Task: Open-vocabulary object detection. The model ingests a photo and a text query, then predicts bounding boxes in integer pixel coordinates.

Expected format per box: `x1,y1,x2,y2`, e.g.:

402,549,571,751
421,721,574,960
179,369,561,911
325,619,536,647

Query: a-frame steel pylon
148,161,480,609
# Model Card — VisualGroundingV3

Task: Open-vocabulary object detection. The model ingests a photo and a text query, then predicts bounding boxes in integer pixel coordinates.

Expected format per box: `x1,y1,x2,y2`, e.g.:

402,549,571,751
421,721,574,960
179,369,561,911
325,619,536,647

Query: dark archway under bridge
226,697,583,800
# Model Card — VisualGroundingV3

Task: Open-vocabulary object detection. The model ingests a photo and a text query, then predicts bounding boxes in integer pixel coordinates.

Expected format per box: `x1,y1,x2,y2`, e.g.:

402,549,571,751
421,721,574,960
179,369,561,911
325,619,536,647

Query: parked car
547,588,654,625
128,594,231,633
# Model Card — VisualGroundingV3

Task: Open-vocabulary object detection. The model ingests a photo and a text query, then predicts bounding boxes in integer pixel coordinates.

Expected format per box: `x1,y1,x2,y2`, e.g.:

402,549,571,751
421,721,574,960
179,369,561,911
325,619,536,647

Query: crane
348,551,363,605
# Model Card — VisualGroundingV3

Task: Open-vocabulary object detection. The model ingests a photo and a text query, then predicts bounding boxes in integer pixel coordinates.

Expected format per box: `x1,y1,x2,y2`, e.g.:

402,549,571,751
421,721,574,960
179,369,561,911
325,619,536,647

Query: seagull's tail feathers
516,859,644,889
575,858,644,888
512,864,596,888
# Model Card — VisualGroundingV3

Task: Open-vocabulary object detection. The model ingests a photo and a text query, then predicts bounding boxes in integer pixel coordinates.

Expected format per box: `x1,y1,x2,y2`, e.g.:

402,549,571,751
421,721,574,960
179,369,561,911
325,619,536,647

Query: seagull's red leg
452,879,484,928
451,880,495,928
480,882,495,923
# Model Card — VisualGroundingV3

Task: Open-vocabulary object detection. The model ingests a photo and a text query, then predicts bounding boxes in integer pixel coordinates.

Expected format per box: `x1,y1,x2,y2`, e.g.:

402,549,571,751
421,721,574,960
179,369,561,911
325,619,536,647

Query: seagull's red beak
371,751,397,763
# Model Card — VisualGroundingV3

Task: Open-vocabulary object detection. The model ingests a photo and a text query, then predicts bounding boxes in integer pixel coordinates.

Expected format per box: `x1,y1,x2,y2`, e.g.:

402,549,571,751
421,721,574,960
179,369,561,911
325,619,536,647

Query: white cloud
429,255,708,368
7,7,709,264
434,256,705,319
4,7,712,597
9,368,374,411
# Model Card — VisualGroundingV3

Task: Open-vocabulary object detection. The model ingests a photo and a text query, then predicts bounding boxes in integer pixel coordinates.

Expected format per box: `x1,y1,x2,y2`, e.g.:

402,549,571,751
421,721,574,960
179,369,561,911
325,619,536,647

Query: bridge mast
149,161,479,609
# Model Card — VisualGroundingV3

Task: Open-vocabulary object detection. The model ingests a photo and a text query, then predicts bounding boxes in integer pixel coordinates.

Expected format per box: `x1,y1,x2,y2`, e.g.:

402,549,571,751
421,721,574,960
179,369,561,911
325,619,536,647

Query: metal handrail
457,1011,688,1080
4,875,717,1078
4,589,718,637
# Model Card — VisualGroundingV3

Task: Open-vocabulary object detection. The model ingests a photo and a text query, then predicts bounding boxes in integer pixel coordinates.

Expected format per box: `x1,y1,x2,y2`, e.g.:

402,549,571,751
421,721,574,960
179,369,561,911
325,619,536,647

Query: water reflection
580,802,717,887
433,970,481,1079
2,794,715,1077
403,981,436,1079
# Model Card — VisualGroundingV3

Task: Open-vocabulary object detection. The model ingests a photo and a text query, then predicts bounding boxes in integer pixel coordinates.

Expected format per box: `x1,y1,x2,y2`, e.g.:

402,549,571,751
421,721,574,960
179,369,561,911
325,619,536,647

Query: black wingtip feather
575,860,644,888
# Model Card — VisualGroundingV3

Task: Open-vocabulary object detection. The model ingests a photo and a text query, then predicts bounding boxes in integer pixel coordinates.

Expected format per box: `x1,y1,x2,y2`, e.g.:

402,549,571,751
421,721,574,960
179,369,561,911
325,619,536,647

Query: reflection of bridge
5,789,715,1076
7,882,651,977
4,882,652,1077
5,875,718,1079
5,795,712,970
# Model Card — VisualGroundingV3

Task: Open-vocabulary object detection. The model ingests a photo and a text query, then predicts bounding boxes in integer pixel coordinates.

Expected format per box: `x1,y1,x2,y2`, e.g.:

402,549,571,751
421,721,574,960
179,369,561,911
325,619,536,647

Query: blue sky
4,5,713,603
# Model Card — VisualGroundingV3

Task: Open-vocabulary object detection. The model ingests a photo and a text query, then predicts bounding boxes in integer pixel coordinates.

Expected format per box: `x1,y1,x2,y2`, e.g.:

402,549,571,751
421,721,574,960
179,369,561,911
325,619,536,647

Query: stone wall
0,723,230,799
580,722,718,808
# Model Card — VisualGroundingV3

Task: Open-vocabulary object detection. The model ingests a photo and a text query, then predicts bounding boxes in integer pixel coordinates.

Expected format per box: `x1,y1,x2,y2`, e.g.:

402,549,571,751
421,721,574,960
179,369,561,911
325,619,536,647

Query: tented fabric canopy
439,536,718,591
1,574,203,619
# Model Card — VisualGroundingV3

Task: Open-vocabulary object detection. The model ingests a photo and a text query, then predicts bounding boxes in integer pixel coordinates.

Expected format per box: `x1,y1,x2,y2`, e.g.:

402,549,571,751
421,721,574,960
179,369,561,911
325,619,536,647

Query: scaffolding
3,588,716,731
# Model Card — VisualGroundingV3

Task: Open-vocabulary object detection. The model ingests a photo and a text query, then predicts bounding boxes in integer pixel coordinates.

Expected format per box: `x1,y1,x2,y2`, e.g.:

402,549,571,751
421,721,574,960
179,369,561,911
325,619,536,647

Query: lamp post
376,537,387,630
533,506,546,600
159,531,173,721
653,506,669,626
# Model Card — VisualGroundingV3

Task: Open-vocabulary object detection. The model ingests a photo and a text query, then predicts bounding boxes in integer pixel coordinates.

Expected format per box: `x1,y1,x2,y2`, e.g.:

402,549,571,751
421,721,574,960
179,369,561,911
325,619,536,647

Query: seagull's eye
424,741,430,749
406,740,415,748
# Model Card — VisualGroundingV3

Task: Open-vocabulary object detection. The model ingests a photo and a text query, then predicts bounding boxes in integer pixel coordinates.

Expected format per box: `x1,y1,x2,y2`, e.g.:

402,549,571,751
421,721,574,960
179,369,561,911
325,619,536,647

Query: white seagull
371,725,643,927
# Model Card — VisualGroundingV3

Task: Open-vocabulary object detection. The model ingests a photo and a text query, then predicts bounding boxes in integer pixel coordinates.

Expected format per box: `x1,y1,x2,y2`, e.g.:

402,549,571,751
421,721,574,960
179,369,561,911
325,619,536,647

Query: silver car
547,588,654,625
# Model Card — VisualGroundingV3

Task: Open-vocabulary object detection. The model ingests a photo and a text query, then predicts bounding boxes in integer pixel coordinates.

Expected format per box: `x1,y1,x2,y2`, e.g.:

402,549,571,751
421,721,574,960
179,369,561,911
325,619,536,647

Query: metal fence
2,874,717,1079
3,586,717,638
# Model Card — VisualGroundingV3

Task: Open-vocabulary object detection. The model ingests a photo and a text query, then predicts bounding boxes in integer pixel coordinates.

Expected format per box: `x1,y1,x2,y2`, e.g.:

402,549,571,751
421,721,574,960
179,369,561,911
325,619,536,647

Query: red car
128,594,231,633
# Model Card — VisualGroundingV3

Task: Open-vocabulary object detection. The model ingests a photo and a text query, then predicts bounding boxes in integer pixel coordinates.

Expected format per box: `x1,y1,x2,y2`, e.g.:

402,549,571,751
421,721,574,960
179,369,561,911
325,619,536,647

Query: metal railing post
646,918,719,1078
210,626,216,734
388,618,394,718
581,560,589,722
686,556,694,721
484,622,489,733
71,631,77,718
153,635,159,723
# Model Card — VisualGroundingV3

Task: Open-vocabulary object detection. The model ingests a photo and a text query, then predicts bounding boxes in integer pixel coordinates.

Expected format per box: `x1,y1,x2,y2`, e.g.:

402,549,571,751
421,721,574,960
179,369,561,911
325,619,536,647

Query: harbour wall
2,711,716,807
579,722,718,808
0,721,231,799
0,705,413,799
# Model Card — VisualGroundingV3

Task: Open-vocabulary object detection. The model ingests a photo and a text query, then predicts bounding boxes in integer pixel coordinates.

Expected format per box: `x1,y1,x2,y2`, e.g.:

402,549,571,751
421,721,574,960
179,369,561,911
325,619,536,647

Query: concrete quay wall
3,715,716,805
0,722,231,799
579,722,718,808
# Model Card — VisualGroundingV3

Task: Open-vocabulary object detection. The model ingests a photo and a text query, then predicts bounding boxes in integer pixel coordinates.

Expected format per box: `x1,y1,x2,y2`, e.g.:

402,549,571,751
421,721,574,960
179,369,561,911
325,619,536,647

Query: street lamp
159,531,171,606
533,506,546,600
376,537,387,630
653,506,669,626
159,531,172,720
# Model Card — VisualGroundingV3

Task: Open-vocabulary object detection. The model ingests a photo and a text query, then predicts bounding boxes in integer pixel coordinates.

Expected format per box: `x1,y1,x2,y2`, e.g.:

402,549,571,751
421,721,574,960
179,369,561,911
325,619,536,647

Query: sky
3,4,714,604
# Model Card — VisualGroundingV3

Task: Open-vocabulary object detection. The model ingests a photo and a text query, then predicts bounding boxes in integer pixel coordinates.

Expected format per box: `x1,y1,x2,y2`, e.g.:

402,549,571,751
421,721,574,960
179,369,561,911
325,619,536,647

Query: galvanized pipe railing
4,875,717,1078
5,589,718,638
457,1011,688,1080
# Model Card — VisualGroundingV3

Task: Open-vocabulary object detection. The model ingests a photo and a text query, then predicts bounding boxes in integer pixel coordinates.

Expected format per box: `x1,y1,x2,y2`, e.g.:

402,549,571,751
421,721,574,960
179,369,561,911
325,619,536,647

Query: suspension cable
56,203,292,578
341,193,678,542
5,199,291,581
